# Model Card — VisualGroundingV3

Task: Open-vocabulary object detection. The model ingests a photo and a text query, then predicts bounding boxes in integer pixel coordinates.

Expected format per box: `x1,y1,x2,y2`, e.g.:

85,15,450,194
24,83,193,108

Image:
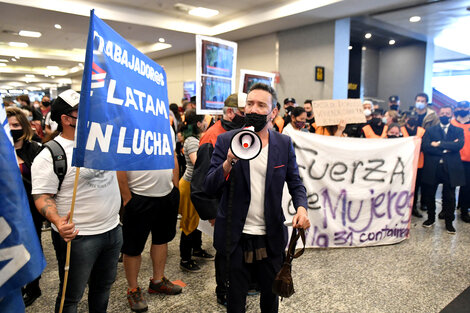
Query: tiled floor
26,210,470,313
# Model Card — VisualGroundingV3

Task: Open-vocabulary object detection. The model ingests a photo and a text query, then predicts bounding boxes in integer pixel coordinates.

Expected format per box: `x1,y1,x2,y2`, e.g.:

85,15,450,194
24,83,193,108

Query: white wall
277,21,337,104
377,43,427,108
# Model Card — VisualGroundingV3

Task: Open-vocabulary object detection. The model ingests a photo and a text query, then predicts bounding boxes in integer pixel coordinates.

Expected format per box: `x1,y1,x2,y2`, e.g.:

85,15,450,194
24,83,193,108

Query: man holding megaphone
205,83,310,313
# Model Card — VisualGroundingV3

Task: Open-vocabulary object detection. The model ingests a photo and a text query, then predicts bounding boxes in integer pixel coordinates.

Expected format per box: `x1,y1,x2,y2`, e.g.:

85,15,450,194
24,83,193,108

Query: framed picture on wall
239,69,276,94
196,35,237,115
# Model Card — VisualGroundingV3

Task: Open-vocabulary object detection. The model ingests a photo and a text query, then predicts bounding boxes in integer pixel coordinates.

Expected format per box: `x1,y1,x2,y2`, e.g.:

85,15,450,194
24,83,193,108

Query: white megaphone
230,126,262,161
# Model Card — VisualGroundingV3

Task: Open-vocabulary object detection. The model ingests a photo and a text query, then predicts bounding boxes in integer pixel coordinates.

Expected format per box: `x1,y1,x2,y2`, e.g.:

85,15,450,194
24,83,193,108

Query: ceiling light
389,39,396,45
15,56,20,59
78,63,84,67
0,59,8,62
25,74,35,78
51,76,55,79
11,58,17,62
348,46,352,50
409,16,421,23
362,46,367,51
19,30,42,38
364,33,372,39
44,74,48,77
47,66,60,70
9,42,28,47
188,7,219,18
54,24,62,29
0,63,7,67
158,37,165,43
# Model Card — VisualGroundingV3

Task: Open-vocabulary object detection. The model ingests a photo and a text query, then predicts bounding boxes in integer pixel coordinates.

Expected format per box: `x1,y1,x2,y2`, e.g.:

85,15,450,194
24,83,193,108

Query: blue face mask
382,117,388,124
415,102,426,110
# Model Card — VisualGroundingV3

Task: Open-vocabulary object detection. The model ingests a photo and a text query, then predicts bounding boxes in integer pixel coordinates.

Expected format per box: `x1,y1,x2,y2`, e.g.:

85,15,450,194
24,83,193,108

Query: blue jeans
51,225,122,313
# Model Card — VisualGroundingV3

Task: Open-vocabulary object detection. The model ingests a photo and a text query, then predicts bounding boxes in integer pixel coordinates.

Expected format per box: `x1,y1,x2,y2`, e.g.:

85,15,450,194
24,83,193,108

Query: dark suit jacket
205,129,307,256
422,123,465,187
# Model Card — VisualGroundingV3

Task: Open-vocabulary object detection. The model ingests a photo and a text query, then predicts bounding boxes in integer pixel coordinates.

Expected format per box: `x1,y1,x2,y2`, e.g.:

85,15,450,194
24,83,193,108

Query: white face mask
364,109,372,117
415,102,426,110
382,117,388,124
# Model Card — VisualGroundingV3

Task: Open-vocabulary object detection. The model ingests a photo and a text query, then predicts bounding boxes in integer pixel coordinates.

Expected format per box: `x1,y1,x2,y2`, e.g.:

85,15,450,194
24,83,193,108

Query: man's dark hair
291,106,306,118
304,99,312,105
415,92,429,103
18,94,31,106
248,82,278,110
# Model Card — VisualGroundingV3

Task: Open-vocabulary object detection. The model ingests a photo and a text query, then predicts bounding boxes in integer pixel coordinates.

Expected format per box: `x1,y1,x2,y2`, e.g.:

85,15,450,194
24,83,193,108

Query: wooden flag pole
58,167,80,313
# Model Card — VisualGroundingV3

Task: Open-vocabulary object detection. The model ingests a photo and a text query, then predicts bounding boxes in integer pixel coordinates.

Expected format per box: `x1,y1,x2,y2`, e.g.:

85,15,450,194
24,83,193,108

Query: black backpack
42,140,67,191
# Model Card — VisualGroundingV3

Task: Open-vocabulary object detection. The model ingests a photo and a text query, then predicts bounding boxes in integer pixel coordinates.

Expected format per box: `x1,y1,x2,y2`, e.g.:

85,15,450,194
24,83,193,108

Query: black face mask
370,117,382,126
387,135,399,139
306,111,313,118
245,112,269,132
231,114,246,128
389,104,399,111
439,116,450,125
455,110,469,118
285,106,293,114
11,129,23,142
42,101,51,107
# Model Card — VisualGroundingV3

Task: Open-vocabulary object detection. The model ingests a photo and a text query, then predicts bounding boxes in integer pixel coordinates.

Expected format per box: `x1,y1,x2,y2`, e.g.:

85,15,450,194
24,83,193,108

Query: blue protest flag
0,105,46,312
73,10,174,171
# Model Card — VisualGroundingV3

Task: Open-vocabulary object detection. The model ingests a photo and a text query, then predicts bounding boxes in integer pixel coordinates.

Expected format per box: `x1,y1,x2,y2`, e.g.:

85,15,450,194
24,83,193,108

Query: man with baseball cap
31,89,123,312
388,95,400,112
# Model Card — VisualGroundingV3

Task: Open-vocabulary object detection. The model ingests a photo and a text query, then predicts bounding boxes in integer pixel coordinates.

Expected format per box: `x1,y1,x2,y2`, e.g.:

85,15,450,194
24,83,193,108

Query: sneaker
180,259,201,272
127,287,148,312
422,219,435,228
438,211,445,220
148,277,182,295
411,209,423,218
446,223,456,234
192,249,214,259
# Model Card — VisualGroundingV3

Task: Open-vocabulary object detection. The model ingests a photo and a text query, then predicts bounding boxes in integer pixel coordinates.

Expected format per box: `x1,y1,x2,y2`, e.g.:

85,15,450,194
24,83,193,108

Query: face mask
387,134,399,139
11,129,23,142
415,102,426,110
294,121,305,129
27,116,33,122
306,111,313,118
364,109,372,117
285,106,293,114
390,104,399,111
42,101,51,107
382,117,388,124
440,116,450,125
231,114,245,128
370,117,381,126
245,112,269,132
455,110,469,118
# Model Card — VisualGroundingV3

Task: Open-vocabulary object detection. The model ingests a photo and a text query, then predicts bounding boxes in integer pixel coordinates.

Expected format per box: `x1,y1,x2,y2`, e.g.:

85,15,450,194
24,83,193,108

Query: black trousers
458,161,470,210
220,241,282,313
412,168,423,211
423,163,456,222
180,229,202,261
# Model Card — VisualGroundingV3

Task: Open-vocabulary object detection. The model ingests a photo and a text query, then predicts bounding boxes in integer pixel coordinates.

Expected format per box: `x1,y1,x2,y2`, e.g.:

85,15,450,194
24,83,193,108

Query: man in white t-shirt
117,129,182,312
31,89,122,313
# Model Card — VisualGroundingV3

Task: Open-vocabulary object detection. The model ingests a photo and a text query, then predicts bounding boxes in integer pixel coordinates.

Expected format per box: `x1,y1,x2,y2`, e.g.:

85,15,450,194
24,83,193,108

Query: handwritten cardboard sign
312,99,366,126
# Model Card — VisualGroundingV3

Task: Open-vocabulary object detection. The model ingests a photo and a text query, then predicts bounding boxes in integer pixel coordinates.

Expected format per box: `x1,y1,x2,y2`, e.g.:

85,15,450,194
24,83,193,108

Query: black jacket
422,123,465,187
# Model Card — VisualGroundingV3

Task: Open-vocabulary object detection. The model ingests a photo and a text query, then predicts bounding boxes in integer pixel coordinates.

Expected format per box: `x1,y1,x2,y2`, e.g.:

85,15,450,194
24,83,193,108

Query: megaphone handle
230,160,236,166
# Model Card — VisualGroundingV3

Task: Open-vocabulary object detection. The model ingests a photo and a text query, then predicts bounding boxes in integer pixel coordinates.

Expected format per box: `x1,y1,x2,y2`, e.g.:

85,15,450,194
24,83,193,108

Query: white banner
283,131,421,248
